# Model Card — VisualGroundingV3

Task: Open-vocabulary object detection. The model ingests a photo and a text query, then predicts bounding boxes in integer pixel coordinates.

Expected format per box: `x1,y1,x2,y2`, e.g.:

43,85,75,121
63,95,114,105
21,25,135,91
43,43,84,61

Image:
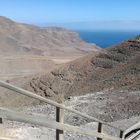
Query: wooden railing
123,121,140,140
0,80,125,140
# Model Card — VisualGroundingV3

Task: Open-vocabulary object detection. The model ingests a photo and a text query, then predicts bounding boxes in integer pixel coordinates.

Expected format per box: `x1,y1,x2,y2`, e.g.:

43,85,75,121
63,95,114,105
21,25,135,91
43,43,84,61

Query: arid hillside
0,16,99,56
0,16,99,80
0,35,140,107
22,35,140,99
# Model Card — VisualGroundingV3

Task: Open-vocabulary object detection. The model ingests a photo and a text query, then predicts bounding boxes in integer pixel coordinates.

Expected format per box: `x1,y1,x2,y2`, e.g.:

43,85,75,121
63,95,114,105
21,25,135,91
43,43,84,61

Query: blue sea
76,30,140,48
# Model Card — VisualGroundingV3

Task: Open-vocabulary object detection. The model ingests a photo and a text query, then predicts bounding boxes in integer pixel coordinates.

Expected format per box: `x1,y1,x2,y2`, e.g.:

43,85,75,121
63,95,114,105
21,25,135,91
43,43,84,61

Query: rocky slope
22,35,140,100
0,16,99,56
0,33,140,140
0,16,99,80
1,92,140,140
0,34,140,140
0,35,140,107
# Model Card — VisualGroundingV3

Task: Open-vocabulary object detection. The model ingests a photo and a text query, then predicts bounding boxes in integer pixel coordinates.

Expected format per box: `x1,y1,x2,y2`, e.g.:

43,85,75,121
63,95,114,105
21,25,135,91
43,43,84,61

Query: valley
0,16,140,140
0,16,99,80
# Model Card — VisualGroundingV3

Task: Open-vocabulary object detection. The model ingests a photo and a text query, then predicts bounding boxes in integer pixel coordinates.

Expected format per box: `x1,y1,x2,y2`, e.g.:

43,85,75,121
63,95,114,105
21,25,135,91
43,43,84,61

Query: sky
0,0,140,30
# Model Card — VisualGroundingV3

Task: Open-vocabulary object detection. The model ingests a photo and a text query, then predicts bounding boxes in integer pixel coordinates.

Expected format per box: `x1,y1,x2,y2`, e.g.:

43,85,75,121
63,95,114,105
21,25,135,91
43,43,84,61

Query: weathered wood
123,121,140,138
0,107,121,140
119,130,123,138
0,80,123,132
56,107,64,140
0,117,3,135
0,118,2,124
97,122,102,140
0,137,17,140
126,130,140,140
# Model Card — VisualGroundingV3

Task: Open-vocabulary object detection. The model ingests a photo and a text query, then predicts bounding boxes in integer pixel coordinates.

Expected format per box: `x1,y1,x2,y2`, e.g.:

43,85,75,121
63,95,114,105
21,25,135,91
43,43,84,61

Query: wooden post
97,122,102,140
56,107,64,140
0,118,2,124
0,118,3,135
119,130,123,138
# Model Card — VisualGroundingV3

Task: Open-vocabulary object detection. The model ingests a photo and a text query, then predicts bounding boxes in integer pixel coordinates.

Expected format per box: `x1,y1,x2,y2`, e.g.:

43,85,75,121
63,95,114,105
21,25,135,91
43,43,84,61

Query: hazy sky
0,0,140,30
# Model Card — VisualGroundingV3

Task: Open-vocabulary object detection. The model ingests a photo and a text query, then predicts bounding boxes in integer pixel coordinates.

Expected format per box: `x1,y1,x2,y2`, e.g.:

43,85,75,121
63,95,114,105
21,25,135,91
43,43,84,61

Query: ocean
76,30,140,48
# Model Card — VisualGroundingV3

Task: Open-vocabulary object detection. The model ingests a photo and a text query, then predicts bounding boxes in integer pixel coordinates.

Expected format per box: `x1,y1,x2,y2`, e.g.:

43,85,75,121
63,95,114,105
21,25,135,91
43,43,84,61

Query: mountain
21,35,140,99
0,16,99,80
0,16,99,56
1,35,140,107
45,21,140,31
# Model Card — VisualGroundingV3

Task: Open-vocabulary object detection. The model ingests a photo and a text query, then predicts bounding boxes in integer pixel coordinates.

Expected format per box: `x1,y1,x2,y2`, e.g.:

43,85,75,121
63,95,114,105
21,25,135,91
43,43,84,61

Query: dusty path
0,54,83,80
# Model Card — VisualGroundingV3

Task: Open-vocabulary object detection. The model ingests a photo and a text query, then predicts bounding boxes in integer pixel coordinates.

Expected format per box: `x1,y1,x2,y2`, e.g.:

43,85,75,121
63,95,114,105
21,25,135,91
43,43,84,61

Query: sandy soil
0,16,100,81
0,54,84,81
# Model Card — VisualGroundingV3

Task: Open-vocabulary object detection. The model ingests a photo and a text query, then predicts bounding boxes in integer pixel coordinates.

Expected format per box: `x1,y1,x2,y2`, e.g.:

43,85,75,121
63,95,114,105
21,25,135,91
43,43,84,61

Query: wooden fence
0,80,139,140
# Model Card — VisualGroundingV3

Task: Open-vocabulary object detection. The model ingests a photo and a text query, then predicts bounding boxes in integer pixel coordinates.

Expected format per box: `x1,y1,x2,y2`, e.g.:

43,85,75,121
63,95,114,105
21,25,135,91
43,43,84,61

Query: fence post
119,130,123,138
56,107,64,140
0,118,2,124
97,122,102,140
0,118,3,135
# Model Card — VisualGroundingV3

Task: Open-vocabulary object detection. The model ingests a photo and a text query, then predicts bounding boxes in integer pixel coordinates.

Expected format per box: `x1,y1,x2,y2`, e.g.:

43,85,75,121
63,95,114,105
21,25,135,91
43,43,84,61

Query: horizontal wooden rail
126,130,140,140
0,80,122,131
0,107,121,140
123,121,140,139
0,137,17,140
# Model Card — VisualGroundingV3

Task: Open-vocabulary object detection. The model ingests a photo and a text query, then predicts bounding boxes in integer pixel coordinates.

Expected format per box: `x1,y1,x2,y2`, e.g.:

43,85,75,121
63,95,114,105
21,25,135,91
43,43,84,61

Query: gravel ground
1,91,140,140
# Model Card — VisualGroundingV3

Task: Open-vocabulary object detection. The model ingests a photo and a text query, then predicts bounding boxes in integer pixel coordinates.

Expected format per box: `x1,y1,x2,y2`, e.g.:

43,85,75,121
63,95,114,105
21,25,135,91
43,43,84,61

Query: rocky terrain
0,16,140,140
19,35,140,102
0,16,99,56
0,36,140,138
0,35,140,108
0,16,99,80
1,91,140,140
